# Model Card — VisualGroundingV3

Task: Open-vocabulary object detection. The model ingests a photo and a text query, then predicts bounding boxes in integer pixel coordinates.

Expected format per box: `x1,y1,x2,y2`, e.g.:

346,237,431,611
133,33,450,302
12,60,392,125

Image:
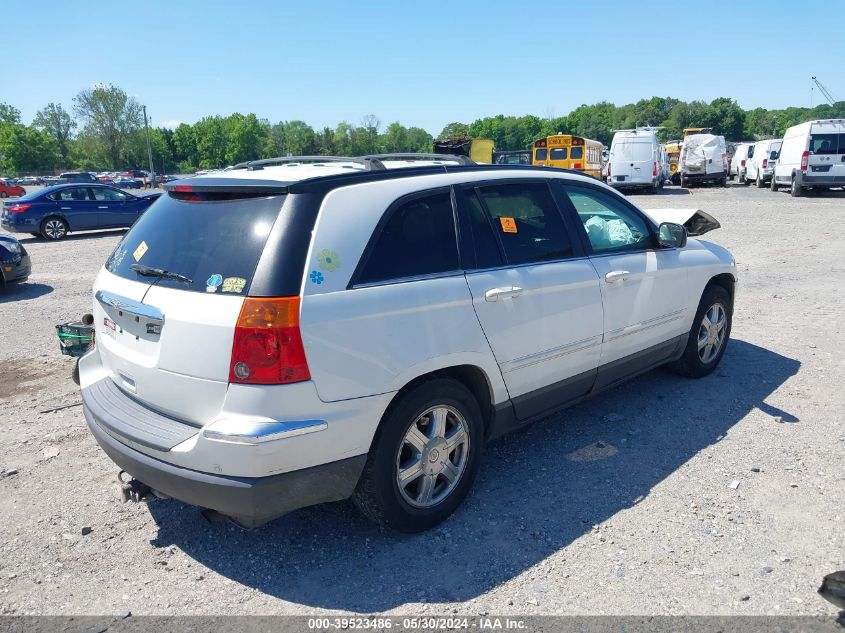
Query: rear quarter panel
298,177,508,405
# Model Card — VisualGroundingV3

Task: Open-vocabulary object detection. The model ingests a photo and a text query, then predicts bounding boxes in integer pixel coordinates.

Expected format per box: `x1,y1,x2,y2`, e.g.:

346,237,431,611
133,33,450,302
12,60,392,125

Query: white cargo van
607,128,667,192
771,119,845,196
745,139,782,187
679,134,728,187
729,143,752,182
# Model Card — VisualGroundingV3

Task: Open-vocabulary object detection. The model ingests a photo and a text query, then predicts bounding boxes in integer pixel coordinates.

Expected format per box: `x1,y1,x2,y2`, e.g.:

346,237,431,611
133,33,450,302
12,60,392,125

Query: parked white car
772,119,845,196
729,143,752,182
679,134,728,187
606,128,668,192
745,139,782,188
79,155,737,532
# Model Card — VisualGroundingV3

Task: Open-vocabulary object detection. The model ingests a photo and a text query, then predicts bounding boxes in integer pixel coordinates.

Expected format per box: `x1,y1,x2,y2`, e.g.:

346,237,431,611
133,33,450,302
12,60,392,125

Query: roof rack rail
361,153,476,166
232,156,386,171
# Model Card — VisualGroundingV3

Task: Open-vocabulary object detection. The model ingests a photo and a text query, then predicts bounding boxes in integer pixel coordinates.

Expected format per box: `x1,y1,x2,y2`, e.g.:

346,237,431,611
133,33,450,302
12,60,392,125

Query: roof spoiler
641,208,721,237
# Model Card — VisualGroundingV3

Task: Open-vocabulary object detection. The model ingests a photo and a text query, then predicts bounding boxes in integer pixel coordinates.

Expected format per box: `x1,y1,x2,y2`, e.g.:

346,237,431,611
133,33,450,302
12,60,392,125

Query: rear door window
474,182,574,264
105,193,284,295
356,191,459,285
51,187,91,201
570,146,583,159
534,148,548,161
550,148,568,160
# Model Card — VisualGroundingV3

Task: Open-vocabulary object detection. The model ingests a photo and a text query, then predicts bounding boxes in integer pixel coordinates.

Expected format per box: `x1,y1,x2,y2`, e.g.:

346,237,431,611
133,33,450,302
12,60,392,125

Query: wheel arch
705,272,736,303
378,364,497,444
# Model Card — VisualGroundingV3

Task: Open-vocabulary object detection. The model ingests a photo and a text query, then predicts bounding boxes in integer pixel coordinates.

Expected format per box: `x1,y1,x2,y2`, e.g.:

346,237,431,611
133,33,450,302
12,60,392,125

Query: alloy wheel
395,405,470,509
44,219,67,239
697,303,727,364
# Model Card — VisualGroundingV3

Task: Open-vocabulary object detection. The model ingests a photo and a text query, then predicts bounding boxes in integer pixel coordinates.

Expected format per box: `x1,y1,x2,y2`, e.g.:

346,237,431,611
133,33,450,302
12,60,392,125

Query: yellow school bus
532,134,603,178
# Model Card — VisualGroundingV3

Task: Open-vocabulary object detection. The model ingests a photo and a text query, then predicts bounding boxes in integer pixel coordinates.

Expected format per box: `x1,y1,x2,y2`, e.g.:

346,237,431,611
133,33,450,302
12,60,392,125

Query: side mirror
658,222,687,248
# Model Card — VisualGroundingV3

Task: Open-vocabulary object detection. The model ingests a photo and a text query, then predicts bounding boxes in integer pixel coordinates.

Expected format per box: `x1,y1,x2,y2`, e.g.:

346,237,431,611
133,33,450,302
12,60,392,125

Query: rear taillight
607,163,611,177
740,159,746,167
653,162,658,177
7,204,30,214
800,151,809,172
229,297,310,385
573,162,582,169
762,159,768,169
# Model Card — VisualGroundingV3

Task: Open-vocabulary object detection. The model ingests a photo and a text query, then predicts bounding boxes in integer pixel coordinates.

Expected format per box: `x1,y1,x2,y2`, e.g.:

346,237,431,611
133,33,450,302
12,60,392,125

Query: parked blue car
0,184,161,240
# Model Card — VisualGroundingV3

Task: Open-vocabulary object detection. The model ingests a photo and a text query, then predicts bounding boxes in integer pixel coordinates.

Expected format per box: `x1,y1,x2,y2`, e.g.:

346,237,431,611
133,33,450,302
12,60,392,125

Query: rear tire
756,172,764,188
669,285,732,378
791,176,802,197
353,378,484,533
41,216,68,240
771,175,779,192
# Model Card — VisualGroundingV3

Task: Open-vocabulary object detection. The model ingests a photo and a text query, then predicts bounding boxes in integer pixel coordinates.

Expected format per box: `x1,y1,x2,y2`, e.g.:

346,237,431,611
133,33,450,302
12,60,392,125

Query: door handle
60,206,71,210
97,206,108,209
605,270,630,284
485,286,523,302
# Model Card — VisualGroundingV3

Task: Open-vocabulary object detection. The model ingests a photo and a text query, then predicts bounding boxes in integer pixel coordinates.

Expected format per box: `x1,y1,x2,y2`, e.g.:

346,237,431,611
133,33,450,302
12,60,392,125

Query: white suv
79,155,737,533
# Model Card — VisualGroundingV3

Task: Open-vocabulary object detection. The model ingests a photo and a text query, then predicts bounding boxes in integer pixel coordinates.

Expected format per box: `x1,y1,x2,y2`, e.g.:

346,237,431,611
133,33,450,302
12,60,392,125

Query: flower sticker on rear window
309,270,324,285
206,273,223,293
317,249,340,272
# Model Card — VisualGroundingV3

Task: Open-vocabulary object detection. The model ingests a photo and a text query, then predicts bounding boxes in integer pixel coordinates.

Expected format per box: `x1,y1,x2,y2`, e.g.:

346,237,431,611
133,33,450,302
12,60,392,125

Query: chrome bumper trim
202,419,328,444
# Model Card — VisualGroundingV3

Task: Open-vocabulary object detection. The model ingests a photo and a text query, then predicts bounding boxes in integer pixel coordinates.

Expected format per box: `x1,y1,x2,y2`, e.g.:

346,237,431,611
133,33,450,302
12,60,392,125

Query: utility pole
143,105,156,187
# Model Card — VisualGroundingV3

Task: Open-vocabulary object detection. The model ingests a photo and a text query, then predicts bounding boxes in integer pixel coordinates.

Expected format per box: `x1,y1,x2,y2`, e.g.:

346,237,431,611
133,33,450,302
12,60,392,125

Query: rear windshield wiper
130,264,193,284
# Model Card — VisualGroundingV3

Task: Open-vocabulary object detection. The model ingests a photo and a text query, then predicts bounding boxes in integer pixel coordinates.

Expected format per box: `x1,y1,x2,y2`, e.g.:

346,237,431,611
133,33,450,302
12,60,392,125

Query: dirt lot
0,183,843,617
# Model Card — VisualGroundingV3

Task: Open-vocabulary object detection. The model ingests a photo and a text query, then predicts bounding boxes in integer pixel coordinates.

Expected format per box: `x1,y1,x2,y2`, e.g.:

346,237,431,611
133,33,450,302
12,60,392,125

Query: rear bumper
85,407,366,526
681,171,726,183
607,177,655,189
800,173,844,187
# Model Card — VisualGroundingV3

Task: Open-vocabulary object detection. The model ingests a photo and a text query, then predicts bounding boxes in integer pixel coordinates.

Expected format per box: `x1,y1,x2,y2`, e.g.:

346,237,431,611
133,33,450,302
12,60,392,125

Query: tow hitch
117,471,154,503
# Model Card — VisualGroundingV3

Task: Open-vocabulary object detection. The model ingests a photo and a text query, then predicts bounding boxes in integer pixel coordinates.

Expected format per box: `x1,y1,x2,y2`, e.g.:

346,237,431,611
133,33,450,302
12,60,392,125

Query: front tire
41,216,69,240
353,378,484,533
669,285,732,378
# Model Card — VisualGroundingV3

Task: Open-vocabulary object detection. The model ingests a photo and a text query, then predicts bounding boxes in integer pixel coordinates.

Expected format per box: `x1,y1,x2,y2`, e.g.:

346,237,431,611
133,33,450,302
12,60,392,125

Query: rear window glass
570,146,583,159
612,142,652,162
534,148,548,161
550,148,568,160
105,193,284,295
809,134,838,154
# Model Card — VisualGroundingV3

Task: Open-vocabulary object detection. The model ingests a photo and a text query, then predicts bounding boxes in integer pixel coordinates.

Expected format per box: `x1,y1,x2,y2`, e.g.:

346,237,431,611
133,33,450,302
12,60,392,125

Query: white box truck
606,128,667,192
771,119,845,196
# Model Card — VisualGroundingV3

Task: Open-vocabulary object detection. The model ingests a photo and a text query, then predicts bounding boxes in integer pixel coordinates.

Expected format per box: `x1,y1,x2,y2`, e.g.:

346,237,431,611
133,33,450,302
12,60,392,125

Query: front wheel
669,285,732,378
353,378,484,533
41,216,69,240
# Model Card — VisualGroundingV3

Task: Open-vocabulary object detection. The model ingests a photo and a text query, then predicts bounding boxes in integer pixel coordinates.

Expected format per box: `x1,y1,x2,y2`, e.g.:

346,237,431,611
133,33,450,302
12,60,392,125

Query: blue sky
7,0,842,134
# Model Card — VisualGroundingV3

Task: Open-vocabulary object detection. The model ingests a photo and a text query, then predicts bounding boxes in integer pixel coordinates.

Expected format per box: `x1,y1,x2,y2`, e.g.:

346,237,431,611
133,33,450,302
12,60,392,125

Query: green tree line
2,86,843,176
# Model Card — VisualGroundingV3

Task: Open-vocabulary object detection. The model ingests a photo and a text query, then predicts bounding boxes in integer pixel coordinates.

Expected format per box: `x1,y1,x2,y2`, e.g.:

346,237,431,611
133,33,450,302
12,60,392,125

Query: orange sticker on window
499,217,517,233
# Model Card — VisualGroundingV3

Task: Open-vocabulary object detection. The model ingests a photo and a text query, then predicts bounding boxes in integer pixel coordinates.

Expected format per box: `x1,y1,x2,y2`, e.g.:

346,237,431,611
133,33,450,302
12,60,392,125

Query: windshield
105,192,284,295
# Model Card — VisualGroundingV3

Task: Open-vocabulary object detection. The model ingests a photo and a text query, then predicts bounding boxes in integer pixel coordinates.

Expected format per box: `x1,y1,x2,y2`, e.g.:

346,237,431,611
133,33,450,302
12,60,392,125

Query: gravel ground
0,182,843,617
